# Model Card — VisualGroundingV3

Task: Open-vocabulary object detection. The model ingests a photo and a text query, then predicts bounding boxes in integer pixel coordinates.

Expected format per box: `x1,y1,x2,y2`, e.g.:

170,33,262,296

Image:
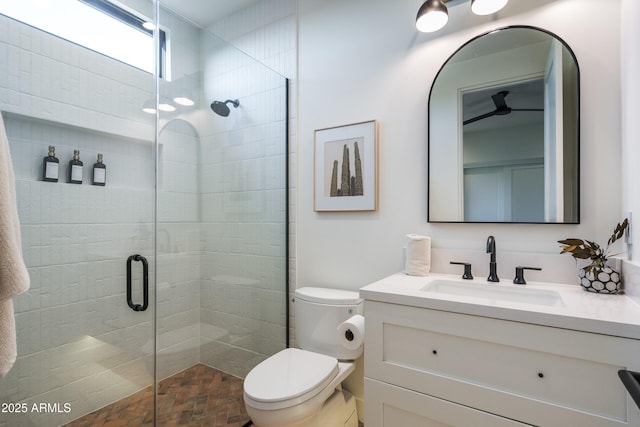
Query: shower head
210,99,240,117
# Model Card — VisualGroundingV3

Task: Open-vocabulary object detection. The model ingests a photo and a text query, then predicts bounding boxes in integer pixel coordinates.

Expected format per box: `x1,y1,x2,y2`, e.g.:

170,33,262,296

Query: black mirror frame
427,25,581,224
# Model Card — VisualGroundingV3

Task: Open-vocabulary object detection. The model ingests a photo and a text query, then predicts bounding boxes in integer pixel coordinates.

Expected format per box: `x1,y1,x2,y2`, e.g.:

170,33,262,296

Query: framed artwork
314,120,377,211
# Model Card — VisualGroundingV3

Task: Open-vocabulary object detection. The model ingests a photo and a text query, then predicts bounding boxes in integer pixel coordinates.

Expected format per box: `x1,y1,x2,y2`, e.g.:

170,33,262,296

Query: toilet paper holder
337,314,365,350
344,329,355,342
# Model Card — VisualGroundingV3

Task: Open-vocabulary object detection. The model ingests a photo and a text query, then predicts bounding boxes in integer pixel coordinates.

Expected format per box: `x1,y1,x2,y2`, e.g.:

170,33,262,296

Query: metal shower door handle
126,254,149,312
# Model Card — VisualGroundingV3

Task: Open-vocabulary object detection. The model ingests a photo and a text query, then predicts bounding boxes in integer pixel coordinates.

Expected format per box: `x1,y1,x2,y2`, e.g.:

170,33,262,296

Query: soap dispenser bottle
68,149,83,184
43,145,59,182
92,153,106,186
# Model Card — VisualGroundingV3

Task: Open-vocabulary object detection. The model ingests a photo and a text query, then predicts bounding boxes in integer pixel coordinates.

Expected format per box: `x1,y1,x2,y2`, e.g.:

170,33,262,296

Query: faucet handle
513,266,542,285
450,261,473,280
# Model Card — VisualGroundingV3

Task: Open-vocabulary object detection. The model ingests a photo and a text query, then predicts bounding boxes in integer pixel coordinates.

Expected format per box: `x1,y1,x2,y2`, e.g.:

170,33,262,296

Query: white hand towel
0,112,30,378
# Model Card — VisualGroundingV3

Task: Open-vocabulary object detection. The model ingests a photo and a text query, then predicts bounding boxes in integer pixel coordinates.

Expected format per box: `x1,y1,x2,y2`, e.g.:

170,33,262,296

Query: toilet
243,287,364,427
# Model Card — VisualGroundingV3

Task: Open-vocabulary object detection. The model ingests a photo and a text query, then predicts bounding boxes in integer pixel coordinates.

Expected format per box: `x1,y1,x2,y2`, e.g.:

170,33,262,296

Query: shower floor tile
65,364,249,426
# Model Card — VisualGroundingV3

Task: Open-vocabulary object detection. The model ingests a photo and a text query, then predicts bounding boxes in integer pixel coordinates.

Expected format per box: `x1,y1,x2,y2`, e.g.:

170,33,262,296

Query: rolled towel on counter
405,234,431,276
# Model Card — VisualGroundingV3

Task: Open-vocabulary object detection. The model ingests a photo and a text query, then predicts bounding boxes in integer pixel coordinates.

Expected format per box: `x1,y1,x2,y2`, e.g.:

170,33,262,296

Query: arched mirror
428,26,579,223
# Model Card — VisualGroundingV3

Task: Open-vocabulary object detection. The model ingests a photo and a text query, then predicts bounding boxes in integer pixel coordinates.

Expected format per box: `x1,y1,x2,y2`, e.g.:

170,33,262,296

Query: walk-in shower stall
0,0,288,425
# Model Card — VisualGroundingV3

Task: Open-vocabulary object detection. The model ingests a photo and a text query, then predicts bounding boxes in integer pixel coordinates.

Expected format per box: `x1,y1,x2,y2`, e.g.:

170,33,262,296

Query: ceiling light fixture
470,0,509,15
416,0,508,33
416,0,449,33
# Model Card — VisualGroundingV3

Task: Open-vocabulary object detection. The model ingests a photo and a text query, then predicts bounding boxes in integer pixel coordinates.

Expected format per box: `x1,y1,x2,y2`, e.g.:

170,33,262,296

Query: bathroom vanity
360,273,640,426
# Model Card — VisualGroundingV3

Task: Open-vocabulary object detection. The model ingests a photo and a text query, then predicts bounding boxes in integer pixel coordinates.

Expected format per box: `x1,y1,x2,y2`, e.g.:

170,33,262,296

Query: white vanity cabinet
364,300,640,427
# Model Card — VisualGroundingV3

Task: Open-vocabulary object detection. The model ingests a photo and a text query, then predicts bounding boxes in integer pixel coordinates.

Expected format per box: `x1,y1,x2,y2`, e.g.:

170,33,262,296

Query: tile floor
65,364,249,426
65,363,364,427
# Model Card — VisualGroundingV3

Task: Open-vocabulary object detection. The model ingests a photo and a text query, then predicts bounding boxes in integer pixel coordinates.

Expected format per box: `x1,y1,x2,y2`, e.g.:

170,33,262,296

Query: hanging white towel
0,112,30,378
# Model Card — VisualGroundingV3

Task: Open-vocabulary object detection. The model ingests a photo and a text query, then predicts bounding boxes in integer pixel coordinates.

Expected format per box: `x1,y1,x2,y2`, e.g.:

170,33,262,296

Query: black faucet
450,261,473,280
513,266,542,285
486,235,499,282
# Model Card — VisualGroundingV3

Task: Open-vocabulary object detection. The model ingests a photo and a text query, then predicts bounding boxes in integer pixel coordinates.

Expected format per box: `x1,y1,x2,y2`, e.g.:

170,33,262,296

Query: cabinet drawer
365,301,640,426
365,377,528,427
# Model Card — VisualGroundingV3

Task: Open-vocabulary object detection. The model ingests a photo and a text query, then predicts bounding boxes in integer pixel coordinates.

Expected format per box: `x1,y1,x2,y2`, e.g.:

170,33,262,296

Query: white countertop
360,272,640,340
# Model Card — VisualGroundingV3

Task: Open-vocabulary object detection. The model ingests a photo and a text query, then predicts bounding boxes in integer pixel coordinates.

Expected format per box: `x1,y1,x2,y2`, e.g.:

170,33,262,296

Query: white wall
298,0,623,289
464,123,544,165
620,0,640,298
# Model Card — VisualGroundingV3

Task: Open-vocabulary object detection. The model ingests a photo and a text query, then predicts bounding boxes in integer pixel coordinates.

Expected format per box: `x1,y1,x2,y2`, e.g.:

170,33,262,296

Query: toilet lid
295,287,362,305
244,348,338,404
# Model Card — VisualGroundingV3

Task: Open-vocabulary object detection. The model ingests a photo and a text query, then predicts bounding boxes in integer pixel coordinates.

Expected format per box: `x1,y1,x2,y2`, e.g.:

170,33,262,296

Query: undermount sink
421,279,565,307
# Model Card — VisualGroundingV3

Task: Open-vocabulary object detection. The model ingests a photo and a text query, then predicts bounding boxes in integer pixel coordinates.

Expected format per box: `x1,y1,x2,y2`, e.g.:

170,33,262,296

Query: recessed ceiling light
158,102,176,112
174,96,195,106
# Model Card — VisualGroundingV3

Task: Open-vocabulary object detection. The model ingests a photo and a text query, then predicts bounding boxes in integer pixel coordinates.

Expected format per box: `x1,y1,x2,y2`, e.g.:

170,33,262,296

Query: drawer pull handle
538,372,544,378
432,350,438,355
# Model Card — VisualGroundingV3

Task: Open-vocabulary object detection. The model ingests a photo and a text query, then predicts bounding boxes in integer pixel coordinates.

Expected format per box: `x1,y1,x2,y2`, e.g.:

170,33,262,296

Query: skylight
0,0,167,77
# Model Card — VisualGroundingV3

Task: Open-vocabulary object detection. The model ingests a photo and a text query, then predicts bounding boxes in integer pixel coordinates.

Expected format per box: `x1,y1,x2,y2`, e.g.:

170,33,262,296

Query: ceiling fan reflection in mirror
463,90,543,125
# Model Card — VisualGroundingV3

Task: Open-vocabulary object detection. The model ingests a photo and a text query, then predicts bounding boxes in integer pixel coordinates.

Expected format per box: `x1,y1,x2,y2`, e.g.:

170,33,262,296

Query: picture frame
314,120,377,211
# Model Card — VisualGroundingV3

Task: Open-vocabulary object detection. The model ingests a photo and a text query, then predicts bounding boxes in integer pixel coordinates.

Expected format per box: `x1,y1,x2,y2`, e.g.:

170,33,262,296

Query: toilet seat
244,348,339,411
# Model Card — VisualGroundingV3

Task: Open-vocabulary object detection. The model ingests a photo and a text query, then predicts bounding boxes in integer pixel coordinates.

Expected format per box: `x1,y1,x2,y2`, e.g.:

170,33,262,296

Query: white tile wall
193,0,295,376
207,0,298,349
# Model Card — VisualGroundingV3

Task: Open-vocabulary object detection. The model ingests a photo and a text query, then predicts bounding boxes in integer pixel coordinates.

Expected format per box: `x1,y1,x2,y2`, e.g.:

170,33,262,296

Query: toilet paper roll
405,234,431,276
337,315,365,350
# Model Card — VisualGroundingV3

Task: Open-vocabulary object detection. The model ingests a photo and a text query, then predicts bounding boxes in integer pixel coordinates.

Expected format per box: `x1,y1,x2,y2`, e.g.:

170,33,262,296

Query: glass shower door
0,1,159,424
152,3,289,425
1,0,289,425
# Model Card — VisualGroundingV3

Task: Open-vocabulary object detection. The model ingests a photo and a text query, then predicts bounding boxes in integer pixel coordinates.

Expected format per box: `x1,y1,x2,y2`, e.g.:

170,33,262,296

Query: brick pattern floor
65,364,250,427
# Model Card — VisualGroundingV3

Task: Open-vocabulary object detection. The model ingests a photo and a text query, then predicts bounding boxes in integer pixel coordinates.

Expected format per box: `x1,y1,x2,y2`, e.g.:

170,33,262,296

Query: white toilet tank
294,287,363,361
